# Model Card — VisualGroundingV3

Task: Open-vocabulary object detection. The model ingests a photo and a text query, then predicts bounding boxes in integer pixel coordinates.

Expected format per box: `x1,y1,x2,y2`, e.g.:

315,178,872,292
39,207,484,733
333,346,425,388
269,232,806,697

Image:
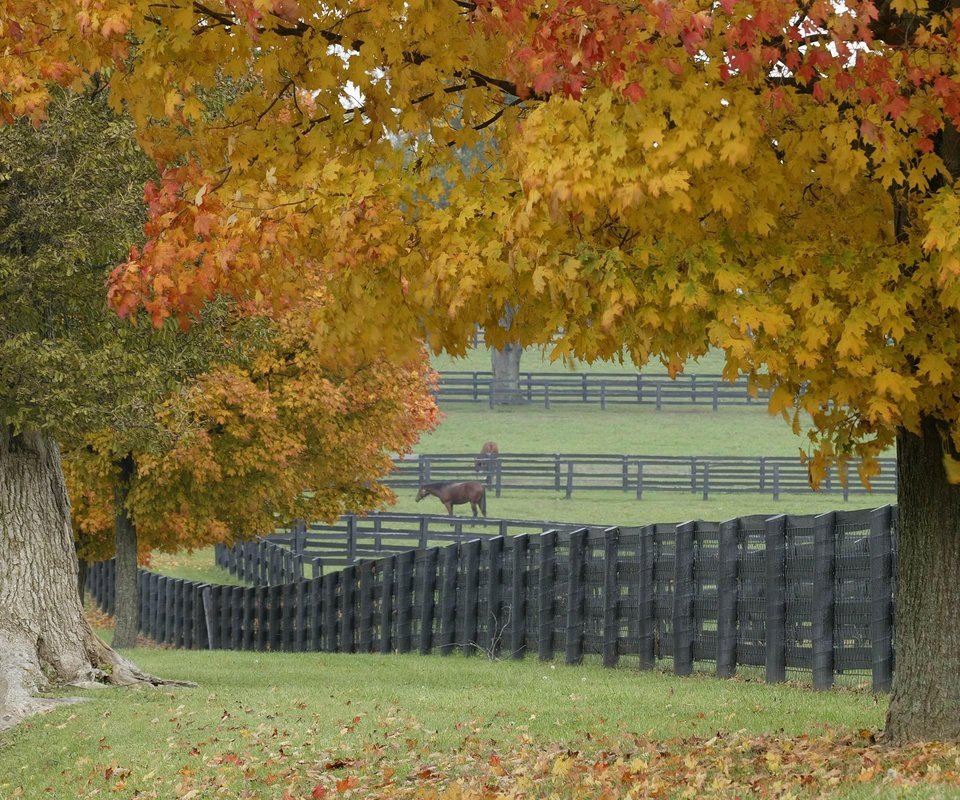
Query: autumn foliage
13,0,960,741
6,1,960,485
67,300,439,561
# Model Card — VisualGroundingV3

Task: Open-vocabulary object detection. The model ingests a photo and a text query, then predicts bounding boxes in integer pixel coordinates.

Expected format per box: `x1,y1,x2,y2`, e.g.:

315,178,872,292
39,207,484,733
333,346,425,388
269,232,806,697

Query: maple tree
7,0,960,741
67,306,438,643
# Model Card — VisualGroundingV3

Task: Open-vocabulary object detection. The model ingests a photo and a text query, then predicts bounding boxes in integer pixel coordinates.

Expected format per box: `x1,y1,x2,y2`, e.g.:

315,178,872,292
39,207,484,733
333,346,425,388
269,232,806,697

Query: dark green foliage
0,88,240,449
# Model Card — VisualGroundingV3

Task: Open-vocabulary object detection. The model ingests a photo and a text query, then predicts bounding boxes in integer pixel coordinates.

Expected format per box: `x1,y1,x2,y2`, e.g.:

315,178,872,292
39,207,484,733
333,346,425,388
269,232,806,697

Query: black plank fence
389,453,898,500
87,506,896,692
436,371,770,409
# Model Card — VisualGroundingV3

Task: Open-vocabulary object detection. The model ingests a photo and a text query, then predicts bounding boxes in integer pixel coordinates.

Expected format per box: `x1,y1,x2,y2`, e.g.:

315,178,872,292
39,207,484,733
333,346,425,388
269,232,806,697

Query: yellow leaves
768,385,795,416
874,369,916,401
709,185,736,217
918,352,952,385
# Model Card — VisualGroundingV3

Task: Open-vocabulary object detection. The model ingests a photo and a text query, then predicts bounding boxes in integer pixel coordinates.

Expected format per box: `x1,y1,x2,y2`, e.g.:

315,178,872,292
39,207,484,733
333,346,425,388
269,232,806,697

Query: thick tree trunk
112,455,138,649
490,342,524,405
0,429,181,732
885,416,960,743
489,304,524,406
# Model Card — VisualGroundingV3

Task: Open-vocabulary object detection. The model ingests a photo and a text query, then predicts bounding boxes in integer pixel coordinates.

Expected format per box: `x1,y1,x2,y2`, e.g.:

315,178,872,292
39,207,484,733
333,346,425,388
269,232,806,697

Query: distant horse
416,481,487,517
474,441,499,474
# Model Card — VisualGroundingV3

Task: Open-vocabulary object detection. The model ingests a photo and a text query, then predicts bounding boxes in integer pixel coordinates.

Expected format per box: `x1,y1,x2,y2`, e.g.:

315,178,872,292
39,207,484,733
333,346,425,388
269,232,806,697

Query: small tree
68,308,438,642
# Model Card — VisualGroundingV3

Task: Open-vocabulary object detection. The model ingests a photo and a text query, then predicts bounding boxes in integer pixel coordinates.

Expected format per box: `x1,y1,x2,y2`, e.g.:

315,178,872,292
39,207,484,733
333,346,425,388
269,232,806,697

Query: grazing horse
416,481,487,517
474,441,499,474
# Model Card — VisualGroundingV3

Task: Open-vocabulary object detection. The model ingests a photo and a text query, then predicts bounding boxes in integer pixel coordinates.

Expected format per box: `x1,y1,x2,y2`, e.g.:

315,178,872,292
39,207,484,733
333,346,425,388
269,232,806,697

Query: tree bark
885,416,960,743
112,455,138,649
0,428,182,732
489,304,524,406
490,342,524,405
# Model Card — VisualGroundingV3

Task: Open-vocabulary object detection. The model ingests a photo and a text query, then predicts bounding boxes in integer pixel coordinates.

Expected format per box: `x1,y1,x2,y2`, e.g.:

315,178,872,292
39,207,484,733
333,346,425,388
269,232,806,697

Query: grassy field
2,640,958,799
431,343,730,375
0,650,916,800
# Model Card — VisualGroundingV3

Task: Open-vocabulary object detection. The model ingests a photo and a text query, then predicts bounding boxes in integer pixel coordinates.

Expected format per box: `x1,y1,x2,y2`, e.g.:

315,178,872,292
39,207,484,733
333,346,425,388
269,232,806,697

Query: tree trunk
0,428,180,732
489,304,524,406
490,342,524,405
885,416,960,743
112,455,138,649
77,555,88,605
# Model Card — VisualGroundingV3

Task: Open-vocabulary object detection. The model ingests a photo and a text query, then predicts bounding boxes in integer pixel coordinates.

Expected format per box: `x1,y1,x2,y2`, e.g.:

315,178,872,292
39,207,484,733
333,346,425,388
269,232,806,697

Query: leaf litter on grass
50,708,960,800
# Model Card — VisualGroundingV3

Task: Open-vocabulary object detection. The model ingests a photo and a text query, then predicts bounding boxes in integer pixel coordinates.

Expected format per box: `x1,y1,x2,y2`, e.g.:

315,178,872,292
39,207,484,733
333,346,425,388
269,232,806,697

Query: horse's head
415,485,428,502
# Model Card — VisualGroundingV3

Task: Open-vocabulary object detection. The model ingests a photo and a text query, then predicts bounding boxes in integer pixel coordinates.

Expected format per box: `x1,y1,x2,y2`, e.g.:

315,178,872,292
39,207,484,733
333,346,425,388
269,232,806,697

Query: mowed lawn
4,641,960,799
0,643,909,800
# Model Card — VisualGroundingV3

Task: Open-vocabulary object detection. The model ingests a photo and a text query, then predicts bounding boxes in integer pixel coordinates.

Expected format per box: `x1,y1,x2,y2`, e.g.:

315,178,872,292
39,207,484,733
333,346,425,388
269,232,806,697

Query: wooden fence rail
88,506,897,692
435,371,769,408
386,453,899,499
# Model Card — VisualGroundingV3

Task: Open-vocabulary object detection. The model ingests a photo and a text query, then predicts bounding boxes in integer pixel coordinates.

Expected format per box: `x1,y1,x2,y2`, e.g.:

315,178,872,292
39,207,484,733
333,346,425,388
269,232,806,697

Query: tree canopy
9,0,960,741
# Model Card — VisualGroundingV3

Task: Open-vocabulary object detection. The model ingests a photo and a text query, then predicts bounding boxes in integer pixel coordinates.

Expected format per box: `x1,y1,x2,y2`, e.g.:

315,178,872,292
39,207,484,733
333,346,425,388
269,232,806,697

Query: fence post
554,454,561,492
636,462,644,500
544,383,550,410
340,565,357,654
602,527,620,669
565,529,587,665
638,524,656,670
565,462,573,499
180,578,193,649
419,515,430,549
418,548,439,655
812,511,836,690
510,534,529,659
702,463,710,501
323,572,339,653
765,515,787,684
673,522,696,677
712,384,720,412
870,505,894,693
538,531,557,661
439,543,459,655
621,456,629,491
759,457,766,492
231,585,244,650
380,556,396,654
486,536,505,656
716,519,739,678
773,463,781,502
581,373,588,402
242,586,254,650
255,584,268,651
269,584,283,651
396,549,415,654
202,585,218,649
655,383,662,411
462,539,482,656
358,560,374,654
347,516,358,565
600,382,607,410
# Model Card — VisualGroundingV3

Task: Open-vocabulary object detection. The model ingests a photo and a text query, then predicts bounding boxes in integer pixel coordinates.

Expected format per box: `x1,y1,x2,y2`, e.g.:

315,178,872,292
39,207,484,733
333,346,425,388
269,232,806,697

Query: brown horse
474,441,499,473
416,481,487,516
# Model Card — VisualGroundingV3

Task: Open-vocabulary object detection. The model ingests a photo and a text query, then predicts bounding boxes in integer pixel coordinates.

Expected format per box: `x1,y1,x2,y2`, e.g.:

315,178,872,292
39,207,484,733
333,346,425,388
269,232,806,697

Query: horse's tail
480,487,487,516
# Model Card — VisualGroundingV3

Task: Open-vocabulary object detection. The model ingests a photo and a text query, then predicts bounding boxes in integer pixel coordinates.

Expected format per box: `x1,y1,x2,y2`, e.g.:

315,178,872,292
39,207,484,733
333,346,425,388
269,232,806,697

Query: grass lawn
2,640,958,799
432,344,730,375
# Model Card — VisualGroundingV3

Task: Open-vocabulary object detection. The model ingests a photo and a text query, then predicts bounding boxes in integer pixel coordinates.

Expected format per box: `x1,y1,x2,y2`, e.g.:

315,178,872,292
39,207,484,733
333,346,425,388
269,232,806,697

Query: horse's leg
445,500,453,515
471,500,478,517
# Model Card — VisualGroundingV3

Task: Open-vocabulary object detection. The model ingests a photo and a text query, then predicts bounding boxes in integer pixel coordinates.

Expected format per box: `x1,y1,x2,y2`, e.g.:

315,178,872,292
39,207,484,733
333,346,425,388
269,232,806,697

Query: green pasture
0,645,895,800
404,403,896,526
431,343,730,375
